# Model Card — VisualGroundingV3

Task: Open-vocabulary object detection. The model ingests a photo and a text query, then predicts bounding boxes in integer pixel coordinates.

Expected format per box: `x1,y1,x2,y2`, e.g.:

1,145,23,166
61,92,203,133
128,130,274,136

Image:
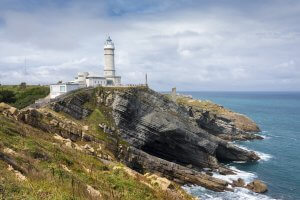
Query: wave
266,134,298,141
182,163,280,199
260,135,271,140
183,185,279,200
212,166,256,183
236,145,273,162
183,166,277,200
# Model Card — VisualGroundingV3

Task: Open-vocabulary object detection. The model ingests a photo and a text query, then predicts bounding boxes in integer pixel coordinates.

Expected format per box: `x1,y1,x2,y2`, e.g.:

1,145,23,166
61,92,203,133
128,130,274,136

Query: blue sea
180,91,300,200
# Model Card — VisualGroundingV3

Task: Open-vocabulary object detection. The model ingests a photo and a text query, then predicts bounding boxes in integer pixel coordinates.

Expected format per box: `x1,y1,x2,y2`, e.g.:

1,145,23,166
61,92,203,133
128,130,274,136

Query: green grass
0,85,50,109
0,113,185,200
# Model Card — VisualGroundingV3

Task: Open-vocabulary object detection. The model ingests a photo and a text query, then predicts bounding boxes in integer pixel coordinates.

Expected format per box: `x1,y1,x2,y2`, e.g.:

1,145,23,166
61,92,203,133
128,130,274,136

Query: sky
0,0,299,91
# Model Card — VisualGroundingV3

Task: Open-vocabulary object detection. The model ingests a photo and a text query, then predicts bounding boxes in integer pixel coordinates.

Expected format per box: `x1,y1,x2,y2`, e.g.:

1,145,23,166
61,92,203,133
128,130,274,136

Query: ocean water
179,91,300,200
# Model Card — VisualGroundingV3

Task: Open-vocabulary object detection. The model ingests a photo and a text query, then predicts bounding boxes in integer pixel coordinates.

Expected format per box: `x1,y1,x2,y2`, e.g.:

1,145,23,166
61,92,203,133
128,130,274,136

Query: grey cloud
0,0,300,91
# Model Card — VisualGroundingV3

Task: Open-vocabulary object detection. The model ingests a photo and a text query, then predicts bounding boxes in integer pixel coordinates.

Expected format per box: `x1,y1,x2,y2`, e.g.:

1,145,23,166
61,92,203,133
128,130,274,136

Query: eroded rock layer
45,87,263,192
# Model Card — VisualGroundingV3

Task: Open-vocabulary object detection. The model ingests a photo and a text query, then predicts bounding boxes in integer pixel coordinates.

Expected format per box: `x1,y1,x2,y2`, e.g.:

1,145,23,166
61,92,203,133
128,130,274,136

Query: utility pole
145,73,148,87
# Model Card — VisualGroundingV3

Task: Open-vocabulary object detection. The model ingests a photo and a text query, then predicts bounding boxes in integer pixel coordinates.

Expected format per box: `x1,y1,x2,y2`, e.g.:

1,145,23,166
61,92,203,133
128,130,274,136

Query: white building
49,83,80,99
50,36,122,99
74,72,89,87
86,76,107,87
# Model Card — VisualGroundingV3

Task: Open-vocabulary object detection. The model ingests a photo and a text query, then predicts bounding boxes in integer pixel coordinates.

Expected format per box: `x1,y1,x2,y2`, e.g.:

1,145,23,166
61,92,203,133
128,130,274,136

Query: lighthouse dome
104,36,115,49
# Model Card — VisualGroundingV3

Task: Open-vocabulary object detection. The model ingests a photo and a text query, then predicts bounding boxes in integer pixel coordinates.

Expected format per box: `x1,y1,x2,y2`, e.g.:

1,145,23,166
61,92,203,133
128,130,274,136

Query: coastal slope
0,86,266,199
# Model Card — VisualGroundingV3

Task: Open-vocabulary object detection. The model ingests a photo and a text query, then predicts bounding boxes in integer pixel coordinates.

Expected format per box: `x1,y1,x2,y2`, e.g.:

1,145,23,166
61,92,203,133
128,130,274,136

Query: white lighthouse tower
103,36,121,85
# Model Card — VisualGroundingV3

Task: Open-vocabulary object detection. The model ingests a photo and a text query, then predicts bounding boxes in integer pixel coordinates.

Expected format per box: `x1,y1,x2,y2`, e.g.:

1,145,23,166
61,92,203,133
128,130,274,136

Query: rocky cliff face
45,87,264,193
105,88,259,167
175,96,263,141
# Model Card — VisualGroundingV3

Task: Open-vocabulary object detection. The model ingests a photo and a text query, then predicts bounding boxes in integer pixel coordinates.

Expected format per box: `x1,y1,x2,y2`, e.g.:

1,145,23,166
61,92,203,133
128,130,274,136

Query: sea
179,91,300,200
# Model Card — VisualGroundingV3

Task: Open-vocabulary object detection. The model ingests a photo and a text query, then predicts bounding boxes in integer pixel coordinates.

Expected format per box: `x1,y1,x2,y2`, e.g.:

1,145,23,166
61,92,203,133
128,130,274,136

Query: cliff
174,95,263,141
50,87,261,189
0,86,265,199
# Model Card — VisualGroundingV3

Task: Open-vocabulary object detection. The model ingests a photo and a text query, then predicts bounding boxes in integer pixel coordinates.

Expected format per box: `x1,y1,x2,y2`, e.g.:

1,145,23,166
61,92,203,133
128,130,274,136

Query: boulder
65,140,73,149
84,144,95,153
144,173,174,191
232,178,245,187
50,119,59,126
82,125,89,131
82,132,93,142
86,185,102,199
8,107,18,115
246,180,268,193
219,167,235,175
0,102,11,112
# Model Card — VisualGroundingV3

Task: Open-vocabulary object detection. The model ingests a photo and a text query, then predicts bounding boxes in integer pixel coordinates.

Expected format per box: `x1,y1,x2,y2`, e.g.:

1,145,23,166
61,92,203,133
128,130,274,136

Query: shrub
13,86,50,109
0,90,16,103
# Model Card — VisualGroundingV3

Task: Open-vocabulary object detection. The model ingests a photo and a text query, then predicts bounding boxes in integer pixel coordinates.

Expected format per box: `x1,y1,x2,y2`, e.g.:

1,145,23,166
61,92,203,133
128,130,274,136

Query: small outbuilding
50,83,79,99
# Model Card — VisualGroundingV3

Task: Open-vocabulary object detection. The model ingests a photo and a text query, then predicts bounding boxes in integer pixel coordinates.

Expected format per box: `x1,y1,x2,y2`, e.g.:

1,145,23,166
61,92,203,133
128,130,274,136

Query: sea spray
183,165,279,200
236,145,273,162
183,185,278,200
212,166,256,183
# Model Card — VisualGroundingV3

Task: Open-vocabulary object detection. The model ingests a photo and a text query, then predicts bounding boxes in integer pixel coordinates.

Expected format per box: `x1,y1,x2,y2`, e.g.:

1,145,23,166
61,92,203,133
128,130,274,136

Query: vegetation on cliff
0,85,49,109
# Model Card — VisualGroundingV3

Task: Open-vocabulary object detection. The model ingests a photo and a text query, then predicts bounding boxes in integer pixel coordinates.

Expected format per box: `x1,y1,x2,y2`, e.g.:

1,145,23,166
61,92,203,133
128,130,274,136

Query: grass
0,85,50,109
0,111,187,200
175,95,230,115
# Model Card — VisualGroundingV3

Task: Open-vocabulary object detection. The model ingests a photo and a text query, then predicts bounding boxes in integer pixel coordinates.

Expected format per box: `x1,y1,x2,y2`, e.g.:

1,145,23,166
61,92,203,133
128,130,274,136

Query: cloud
0,0,299,91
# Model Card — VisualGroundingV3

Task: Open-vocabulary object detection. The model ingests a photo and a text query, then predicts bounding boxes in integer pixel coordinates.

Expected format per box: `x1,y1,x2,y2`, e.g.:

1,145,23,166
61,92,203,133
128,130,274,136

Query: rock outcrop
104,88,259,167
246,180,268,193
121,146,230,192
232,178,245,187
175,97,263,141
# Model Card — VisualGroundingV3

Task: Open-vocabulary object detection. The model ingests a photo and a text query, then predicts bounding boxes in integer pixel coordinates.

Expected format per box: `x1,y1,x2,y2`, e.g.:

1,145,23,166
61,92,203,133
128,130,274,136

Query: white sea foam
183,185,279,200
233,160,247,164
183,165,280,199
261,135,271,140
213,166,256,183
237,145,273,161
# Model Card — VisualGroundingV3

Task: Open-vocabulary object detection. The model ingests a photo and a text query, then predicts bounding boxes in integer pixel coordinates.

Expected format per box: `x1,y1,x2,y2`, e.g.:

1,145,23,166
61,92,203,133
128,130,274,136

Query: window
60,86,66,92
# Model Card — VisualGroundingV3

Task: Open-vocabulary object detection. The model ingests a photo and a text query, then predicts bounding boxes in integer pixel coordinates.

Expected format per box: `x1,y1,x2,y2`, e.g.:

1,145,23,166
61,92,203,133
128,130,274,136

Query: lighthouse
103,36,121,85
104,36,115,77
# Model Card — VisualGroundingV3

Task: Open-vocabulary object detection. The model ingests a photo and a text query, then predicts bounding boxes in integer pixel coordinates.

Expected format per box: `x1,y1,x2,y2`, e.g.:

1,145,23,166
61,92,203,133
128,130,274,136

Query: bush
13,87,50,109
0,86,50,109
0,90,16,103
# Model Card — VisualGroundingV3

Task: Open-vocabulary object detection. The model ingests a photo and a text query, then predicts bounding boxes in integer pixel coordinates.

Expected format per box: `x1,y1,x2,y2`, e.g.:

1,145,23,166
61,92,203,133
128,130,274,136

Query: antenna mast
145,73,148,86
24,57,27,75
